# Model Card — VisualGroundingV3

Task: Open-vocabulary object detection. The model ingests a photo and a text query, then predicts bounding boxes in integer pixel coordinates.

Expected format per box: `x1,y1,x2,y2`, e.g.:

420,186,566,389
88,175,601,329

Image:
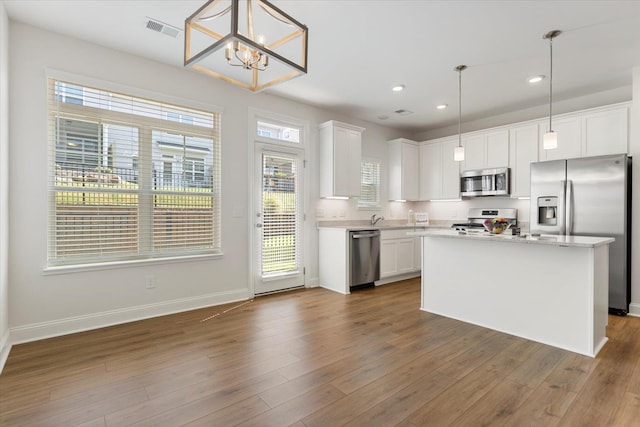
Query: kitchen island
408,229,614,357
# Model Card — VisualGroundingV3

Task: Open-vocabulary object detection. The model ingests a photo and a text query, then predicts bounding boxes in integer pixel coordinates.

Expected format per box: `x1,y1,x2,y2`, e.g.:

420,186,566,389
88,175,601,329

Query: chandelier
185,0,308,92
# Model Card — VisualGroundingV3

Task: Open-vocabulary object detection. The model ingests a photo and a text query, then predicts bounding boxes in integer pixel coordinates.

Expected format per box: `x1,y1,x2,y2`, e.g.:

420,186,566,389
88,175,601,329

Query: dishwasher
349,230,381,289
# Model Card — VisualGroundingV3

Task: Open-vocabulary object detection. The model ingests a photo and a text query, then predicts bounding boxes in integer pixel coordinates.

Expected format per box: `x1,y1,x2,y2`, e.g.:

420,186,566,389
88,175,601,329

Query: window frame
45,75,223,271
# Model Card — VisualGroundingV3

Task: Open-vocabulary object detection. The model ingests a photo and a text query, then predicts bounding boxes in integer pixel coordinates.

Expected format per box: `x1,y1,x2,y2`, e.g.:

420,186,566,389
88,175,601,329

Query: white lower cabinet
414,235,422,271
380,229,422,279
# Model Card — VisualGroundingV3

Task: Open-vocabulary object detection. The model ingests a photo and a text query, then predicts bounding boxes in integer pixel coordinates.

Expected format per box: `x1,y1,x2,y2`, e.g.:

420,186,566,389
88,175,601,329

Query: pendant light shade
454,146,465,162
543,130,557,150
543,30,561,150
454,65,467,162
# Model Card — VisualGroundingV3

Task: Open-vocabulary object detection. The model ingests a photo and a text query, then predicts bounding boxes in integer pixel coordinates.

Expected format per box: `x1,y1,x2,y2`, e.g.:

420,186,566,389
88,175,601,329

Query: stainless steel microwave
460,167,510,197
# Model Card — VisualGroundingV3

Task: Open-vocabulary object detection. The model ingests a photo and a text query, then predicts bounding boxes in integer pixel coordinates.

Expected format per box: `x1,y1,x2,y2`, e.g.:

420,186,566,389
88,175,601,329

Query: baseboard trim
628,302,640,317
0,330,11,375
375,271,421,286
9,289,250,345
307,277,319,288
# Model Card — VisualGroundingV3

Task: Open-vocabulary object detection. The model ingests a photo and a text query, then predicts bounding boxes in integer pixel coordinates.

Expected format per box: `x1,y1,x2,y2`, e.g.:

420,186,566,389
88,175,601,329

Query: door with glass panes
254,144,304,294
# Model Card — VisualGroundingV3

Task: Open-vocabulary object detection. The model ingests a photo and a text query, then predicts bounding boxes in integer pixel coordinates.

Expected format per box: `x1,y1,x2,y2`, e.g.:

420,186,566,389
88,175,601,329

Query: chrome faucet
371,214,384,226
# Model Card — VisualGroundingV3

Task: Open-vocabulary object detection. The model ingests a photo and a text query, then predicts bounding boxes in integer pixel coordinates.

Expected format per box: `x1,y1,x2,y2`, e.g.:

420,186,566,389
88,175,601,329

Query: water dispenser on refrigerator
537,196,558,226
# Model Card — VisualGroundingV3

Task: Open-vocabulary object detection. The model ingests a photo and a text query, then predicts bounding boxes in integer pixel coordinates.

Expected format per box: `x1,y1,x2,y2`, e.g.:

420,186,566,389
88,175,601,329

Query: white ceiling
5,0,640,133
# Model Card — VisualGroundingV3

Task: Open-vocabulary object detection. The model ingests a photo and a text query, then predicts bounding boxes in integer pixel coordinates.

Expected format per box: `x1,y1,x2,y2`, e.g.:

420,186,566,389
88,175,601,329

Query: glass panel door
254,145,304,294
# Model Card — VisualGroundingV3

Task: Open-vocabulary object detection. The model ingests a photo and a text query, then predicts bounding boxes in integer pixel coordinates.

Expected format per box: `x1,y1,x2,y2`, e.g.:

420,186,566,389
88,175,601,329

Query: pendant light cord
458,68,462,148
549,36,553,132
455,65,466,148
543,30,561,133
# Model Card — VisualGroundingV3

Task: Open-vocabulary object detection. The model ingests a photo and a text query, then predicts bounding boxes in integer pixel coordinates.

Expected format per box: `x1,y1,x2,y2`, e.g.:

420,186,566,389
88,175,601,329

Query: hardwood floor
2,278,640,426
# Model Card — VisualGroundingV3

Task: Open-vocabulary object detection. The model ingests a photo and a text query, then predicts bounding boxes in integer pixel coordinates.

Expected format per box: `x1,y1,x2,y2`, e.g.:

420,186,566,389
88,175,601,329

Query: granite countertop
407,229,614,248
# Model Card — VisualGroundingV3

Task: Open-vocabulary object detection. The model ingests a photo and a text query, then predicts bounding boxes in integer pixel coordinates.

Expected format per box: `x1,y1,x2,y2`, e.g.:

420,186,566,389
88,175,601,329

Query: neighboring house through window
48,79,221,267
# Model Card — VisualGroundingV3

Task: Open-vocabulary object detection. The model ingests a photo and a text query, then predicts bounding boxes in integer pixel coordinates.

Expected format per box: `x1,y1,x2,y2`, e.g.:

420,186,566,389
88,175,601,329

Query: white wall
414,198,530,225
0,0,11,371
6,21,408,344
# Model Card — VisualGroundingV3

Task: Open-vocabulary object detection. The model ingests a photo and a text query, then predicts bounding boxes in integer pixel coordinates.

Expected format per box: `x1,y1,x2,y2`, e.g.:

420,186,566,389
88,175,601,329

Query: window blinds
359,160,380,208
261,153,301,277
48,80,221,266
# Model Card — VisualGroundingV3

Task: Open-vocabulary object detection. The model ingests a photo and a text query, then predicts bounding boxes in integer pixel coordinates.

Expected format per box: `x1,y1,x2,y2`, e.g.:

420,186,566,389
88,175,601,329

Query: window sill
43,252,224,275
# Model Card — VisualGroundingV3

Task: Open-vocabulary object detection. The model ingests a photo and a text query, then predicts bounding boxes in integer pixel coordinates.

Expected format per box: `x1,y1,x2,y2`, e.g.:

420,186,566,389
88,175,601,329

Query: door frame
247,108,309,296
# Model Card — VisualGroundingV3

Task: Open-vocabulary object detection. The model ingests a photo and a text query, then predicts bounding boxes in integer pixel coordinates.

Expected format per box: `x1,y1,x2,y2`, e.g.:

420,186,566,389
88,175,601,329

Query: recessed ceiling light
394,109,413,116
528,75,545,84
436,104,448,110
392,84,405,92
377,115,389,120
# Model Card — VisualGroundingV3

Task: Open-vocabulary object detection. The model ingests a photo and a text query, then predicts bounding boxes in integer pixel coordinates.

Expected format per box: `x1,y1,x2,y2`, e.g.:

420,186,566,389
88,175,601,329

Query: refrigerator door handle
565,180,573,235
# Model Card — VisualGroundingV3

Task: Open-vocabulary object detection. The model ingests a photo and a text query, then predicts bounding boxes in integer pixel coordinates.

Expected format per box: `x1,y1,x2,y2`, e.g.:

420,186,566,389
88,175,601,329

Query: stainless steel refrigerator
530,154,632,314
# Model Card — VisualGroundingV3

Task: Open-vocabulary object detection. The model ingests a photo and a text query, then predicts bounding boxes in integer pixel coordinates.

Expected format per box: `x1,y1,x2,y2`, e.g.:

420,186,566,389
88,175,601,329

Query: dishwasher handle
352,232,380,238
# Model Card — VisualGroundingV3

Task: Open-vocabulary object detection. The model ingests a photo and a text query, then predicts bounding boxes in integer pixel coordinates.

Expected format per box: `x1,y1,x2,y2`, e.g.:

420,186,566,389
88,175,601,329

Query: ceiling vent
145,17,182,38
394,109,414,116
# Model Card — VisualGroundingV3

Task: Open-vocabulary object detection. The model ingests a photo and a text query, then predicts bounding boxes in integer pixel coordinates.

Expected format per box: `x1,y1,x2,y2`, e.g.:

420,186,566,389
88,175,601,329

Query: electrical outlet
145,276,156,289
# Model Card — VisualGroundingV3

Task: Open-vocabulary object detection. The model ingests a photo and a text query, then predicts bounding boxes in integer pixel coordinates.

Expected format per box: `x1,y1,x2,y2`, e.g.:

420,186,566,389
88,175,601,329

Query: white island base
416,232,612,357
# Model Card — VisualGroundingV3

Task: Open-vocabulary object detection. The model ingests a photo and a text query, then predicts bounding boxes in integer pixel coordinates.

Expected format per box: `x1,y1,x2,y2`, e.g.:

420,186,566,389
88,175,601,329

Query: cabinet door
332,127,351,196
380,240,398,278
462,135,485,171
347,129,362,196
509,124,539,197
419,143,442,200
414,236,422,271
583,107,628,156
403,143,420,200
486,130,509,168
396,238,415,274
442,139,461,199
540,116,581,161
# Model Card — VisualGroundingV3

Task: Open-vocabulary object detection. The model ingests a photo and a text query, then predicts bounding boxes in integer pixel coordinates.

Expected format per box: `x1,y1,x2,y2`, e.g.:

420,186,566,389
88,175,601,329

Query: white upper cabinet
461,135,484,171
388,138,419,201
442,139,462,199
486,131,510,168
419,141,442,201
582,106,629,156
462,130,509,171
419,137,459,200
539,115,581,161
319,121,365,198
540,104,629,161
509,123,539,197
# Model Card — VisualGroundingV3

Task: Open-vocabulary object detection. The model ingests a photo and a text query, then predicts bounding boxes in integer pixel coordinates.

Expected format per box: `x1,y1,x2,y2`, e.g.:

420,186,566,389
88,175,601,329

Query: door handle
565,180,573,235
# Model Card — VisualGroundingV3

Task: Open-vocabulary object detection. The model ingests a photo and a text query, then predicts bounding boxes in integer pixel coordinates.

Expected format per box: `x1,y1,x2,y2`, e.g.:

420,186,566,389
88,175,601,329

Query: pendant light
543,30,561,150
454,65,467,162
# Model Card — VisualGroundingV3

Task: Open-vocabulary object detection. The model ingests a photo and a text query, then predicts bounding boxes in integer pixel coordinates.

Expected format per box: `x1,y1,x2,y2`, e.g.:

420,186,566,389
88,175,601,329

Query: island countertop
407,229,614,248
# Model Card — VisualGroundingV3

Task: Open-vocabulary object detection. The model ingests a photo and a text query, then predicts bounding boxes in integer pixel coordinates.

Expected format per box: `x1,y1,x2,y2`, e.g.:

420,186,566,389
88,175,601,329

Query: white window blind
261,153,300,277
359,160,380,209
48,80,221,267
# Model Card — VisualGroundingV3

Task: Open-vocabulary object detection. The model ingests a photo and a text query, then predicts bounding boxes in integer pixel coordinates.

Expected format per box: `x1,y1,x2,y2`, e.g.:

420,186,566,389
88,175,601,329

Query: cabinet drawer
381,229,416,240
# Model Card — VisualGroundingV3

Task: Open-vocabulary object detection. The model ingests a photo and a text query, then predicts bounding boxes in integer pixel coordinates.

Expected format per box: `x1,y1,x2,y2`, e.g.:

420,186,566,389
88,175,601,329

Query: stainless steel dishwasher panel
349,230,381,288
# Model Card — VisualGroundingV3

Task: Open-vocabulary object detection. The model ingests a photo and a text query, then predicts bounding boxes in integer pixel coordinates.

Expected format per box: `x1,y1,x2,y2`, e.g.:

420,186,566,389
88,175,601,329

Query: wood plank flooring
2,278,640,426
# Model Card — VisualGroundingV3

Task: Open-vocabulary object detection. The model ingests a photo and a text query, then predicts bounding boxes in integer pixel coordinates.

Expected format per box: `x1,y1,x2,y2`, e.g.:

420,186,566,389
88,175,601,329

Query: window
359,159,380,209
48,79,221,267
256,120,300,143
